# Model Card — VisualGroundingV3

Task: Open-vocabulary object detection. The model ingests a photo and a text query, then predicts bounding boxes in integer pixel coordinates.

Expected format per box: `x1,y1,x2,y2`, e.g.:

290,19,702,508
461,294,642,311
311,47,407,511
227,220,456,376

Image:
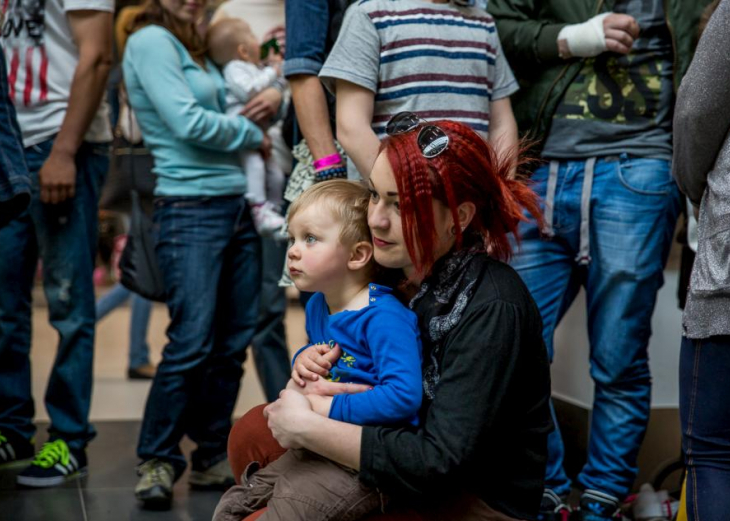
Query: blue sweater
299,284,422,426
122,26,263,197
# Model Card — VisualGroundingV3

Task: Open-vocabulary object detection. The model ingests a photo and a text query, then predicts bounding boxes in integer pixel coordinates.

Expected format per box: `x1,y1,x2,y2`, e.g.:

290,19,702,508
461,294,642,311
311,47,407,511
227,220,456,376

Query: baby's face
239,31,261,64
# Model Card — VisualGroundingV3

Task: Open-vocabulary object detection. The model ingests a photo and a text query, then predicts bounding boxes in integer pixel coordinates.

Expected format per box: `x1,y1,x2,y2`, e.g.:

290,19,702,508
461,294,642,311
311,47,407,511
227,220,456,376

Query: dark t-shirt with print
542,0,674,160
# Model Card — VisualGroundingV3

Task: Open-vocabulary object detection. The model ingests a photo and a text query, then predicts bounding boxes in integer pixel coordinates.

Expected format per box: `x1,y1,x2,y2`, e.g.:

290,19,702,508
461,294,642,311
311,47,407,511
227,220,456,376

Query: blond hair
288,180,371,246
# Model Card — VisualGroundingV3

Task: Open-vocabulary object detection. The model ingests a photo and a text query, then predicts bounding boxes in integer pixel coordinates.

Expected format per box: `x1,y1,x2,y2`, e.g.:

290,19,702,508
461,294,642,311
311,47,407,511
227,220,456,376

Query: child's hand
291,343,342,386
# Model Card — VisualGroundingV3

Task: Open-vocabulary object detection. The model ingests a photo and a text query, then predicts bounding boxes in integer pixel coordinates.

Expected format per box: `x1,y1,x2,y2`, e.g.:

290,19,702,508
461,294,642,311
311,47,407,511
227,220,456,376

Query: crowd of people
0,0,728,520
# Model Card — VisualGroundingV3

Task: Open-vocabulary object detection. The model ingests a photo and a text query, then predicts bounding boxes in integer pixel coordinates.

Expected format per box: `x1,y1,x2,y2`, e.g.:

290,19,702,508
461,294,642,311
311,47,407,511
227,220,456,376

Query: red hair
383,120,543,276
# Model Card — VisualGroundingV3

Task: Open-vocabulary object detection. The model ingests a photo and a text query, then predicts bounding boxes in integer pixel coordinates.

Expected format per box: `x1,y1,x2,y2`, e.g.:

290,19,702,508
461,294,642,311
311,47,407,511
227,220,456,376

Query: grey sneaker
188,458,235,490
135,459,174,510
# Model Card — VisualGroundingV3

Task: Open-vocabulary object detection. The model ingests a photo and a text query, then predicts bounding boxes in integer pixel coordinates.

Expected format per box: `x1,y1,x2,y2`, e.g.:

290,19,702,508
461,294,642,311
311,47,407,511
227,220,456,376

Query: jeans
511,155,680,498
0,54,31,227
137,195,261,476
0,139,109,450
283,0,329,77
680,336,730,521
95,283,152,370
251,237,291,403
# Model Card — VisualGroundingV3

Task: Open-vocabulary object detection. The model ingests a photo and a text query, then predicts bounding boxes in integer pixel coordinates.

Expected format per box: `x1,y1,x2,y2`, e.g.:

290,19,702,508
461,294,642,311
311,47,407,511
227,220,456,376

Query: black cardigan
360,256,552,520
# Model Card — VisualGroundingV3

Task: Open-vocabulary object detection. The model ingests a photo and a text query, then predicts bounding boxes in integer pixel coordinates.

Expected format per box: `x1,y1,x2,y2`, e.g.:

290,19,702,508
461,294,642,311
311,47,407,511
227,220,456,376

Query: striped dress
319,0,518,139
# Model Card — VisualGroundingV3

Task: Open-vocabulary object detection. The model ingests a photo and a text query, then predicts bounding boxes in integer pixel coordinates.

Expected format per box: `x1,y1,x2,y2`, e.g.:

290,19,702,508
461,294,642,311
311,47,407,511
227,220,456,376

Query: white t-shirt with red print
1,0,114,147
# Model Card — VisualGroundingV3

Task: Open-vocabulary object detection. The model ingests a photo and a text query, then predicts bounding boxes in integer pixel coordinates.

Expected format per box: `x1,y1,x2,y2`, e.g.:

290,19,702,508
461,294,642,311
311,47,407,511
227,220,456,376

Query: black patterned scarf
409,246,488,400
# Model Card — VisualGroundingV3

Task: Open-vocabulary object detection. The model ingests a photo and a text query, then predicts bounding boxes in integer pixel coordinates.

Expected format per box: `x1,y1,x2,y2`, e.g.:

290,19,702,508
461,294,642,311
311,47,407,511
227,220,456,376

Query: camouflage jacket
489,0,714,143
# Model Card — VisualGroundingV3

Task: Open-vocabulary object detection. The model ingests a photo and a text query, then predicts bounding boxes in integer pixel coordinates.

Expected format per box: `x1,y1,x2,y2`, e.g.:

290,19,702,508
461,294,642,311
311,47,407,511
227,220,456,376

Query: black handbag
119,189,166,302
117,92,166,303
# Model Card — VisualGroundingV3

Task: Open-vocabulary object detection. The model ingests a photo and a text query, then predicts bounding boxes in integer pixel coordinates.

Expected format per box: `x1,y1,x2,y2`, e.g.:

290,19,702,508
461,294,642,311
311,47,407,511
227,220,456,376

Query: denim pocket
617,157,675,196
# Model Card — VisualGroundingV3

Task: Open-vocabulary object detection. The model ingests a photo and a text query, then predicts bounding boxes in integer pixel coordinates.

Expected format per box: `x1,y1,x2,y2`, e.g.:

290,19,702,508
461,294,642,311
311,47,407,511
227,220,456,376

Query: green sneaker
188,458,235,490
16,439,87,487
0,430,34,469
135,459,175,510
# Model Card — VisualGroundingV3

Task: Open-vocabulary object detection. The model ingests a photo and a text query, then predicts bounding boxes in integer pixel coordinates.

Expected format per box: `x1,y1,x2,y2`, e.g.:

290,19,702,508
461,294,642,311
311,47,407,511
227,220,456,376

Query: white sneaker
251,201,286,237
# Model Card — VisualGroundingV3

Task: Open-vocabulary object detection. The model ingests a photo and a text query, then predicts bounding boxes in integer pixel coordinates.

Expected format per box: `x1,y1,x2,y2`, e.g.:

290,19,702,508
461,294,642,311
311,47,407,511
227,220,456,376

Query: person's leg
262,451,380,521
128,293,152,370
136,196,234,477
95,282,131,321
244,152,267,205
264,156,286,207
680,336,730,521
251,236,291,402
580,156,680,500
36,142,109,451
510,160,584,498
229,404,287,486
187,201,262,475
214,450,299,521
0,173,38,458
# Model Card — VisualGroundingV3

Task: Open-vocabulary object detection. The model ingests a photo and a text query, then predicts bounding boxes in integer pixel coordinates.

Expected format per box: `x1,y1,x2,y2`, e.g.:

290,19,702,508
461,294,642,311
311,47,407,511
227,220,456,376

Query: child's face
237,31,262,64
287,205,353,294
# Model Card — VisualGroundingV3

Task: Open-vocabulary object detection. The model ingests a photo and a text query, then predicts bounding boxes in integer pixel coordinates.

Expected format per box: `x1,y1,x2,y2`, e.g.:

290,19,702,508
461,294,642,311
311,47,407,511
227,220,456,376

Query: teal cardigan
123,25,263,196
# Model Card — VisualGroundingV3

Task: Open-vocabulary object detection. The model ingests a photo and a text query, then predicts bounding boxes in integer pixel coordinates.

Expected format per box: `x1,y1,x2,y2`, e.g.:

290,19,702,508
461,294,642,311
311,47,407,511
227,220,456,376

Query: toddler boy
213,180,423,520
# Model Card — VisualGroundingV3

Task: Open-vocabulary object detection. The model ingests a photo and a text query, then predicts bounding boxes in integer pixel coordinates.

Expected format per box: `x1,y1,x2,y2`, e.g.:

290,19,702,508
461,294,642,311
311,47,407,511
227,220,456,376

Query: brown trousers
227,405,524,521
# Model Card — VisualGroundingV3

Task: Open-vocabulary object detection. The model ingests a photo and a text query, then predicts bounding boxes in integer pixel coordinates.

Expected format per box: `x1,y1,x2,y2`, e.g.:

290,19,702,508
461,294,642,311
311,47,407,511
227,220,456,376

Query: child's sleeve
329,305,423,426
225,62,280,104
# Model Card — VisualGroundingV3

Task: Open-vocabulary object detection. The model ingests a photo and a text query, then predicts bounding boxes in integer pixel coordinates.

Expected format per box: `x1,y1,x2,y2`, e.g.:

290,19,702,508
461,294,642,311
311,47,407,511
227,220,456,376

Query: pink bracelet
313,153,342,171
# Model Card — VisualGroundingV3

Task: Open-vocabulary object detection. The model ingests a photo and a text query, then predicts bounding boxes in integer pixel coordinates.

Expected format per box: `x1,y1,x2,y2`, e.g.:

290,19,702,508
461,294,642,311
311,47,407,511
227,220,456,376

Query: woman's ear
348,241,374,271
457,201,476,231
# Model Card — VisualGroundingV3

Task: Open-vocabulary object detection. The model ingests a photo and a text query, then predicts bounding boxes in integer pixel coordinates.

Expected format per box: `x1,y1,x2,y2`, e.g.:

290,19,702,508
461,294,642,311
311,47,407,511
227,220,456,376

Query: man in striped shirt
320,0,519,179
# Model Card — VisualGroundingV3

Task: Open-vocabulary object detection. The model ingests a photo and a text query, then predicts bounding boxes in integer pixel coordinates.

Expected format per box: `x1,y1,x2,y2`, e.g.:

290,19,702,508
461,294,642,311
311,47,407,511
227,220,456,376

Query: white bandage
557,12,612,58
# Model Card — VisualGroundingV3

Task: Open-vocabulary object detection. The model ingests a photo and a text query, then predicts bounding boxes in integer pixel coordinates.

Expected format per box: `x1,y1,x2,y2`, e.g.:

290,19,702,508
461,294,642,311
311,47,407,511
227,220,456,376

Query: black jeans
680,335,730,521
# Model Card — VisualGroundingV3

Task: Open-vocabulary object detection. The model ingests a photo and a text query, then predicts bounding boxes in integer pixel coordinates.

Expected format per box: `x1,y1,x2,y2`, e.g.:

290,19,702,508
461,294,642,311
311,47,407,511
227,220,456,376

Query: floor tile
0,488,85,521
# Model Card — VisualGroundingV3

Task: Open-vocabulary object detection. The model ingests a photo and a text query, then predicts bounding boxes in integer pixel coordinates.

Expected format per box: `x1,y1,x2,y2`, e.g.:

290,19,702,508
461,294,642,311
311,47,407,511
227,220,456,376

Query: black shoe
538,489,571,521
16,439,87,487
576,490,622,521
0,430,34,469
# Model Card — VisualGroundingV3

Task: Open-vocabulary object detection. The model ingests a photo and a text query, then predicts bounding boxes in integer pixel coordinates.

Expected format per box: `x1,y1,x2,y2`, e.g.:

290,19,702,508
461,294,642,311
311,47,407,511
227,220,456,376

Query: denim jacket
673,0,730,339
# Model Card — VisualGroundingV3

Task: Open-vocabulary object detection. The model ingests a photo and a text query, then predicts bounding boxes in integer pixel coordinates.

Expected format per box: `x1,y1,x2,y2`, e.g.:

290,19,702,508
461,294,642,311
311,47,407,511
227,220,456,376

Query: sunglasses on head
385,112,450,159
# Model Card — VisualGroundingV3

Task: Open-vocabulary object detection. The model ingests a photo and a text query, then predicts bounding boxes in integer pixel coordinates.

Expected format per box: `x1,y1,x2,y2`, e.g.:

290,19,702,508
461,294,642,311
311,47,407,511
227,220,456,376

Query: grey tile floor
0,421,223,521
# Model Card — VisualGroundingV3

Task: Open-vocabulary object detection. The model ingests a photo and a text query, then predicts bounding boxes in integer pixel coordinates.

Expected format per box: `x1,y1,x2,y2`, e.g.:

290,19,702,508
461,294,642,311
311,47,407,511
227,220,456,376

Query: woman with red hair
227,116,552,521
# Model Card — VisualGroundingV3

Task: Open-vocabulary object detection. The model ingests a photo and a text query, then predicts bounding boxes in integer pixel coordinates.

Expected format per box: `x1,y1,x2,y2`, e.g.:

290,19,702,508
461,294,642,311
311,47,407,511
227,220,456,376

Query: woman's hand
264,390,317,449
240,87,283,127
291,343,342,386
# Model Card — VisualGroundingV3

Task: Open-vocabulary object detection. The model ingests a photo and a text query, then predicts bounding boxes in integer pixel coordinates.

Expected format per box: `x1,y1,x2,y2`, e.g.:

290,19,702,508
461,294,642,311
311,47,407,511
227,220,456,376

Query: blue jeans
251,237,291,403
511,155,680,498
137,195,261,475
95,283,152,369
0,139,109,450
0,54,31,227
680,336,730,521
